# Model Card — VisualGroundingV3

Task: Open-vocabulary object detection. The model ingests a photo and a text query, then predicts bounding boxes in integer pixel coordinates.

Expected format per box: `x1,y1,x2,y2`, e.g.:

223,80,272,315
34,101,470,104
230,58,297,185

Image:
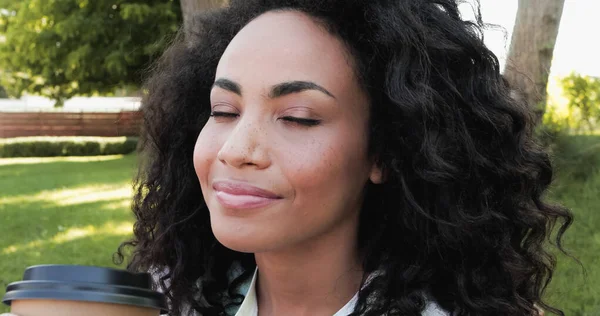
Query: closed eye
281,116,321,127
210,112,320,126
210,111,239,118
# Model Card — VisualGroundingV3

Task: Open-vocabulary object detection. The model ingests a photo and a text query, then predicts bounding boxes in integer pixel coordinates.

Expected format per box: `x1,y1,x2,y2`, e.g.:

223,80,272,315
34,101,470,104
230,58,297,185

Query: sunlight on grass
55,187,132,206
102,198,132,210
51,222,133,243
0,155,125,166
0,184,132,205
1,221,133,255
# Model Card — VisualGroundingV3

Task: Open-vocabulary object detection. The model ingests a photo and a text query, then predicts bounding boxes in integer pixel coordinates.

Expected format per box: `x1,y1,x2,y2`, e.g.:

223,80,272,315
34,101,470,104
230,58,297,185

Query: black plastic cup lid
2,265,167,312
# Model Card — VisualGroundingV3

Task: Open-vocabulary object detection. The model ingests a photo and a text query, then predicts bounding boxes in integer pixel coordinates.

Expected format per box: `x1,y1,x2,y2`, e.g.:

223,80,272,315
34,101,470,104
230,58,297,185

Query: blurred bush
0,136,138,158
560,72,600,132
552,134,600,180
539,106,600,181
537,105,571,148
0,86,8,98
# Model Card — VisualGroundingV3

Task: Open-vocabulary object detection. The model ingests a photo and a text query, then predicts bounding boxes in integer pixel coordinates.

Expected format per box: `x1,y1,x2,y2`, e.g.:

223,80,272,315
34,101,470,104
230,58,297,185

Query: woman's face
193,10,381,253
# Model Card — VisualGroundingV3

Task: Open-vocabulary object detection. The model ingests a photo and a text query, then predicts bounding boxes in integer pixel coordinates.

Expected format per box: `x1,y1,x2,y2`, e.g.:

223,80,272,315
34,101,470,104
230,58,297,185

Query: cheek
280,123,370,200
193,124,222,189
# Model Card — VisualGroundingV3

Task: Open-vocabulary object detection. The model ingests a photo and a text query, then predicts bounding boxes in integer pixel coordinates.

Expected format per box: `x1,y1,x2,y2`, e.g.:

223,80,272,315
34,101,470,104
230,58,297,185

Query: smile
213,181,283,209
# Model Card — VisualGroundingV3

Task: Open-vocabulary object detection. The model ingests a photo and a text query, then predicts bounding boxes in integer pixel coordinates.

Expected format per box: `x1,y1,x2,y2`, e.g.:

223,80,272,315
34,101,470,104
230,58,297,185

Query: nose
217,115,271,169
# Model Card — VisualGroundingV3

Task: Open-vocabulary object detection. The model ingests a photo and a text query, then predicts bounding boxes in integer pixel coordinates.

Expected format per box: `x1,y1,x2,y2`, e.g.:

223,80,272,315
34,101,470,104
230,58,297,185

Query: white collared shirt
153,266,448,316
232,269,448,316
234,269,358,316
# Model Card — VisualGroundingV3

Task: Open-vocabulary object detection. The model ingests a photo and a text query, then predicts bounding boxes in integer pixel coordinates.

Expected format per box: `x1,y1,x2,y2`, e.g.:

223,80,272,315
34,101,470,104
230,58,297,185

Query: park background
1,0,599,315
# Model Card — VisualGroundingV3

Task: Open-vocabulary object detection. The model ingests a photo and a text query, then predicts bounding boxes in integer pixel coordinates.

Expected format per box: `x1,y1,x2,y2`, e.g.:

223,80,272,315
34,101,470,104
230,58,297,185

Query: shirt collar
233,268,259,316
233,268,359,316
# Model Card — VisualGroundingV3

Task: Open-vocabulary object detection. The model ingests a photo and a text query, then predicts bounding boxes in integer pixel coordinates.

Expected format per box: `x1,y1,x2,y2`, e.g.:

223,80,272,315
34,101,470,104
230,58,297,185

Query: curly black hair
116,1,573,315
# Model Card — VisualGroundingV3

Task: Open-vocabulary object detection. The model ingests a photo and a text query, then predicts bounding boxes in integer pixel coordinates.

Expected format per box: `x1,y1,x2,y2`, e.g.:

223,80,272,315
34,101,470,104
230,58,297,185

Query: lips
212,181,282,209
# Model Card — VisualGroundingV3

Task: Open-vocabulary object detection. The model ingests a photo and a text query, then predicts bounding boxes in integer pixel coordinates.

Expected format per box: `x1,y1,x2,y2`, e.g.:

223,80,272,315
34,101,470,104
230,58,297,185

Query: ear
369,163,384,184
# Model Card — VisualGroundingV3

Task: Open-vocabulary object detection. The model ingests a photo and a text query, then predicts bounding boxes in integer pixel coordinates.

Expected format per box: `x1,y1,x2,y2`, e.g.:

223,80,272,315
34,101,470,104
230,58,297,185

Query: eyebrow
212,78,335,99
213,78,242,95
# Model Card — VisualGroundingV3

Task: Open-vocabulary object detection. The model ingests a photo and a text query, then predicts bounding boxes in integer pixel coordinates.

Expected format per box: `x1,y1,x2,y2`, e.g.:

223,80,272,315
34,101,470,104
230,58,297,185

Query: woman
116,0,571,315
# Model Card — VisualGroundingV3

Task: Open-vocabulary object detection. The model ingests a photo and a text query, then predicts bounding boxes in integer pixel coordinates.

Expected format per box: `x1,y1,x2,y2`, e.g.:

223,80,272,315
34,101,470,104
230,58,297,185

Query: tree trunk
180,0,225,36
504,0,565,120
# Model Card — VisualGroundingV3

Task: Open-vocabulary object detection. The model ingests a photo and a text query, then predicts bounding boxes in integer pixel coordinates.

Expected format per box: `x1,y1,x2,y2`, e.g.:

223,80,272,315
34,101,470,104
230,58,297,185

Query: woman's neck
253,213,363,316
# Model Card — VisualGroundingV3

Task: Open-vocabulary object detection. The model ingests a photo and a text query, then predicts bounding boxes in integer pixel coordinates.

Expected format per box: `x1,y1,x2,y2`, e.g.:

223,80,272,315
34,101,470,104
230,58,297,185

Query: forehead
215,10,357,93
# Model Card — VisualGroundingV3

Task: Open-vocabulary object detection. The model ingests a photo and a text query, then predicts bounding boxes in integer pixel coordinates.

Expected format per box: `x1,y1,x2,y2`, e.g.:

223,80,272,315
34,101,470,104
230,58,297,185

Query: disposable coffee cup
2,265,167,316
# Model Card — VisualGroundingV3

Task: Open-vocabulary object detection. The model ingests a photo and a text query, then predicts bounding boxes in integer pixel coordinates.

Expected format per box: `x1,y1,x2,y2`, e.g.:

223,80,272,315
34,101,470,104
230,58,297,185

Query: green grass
0,136,599,315
544,135,600,315
545,173,600,315
0,154,138,313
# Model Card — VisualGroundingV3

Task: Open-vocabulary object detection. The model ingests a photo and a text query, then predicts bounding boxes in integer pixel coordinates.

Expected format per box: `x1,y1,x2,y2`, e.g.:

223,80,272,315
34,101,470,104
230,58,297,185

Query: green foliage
538,107,600,181
0,0,182,106
0,85,8,98
551,134,600,181
0,136,138,157
560,72,600,132
537,105,572,148
103,137,138,155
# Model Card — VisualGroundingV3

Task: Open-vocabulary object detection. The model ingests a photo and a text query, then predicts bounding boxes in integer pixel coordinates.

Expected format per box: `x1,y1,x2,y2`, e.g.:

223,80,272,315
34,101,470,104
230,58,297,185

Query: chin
214,232,259,253
210,217,277,253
